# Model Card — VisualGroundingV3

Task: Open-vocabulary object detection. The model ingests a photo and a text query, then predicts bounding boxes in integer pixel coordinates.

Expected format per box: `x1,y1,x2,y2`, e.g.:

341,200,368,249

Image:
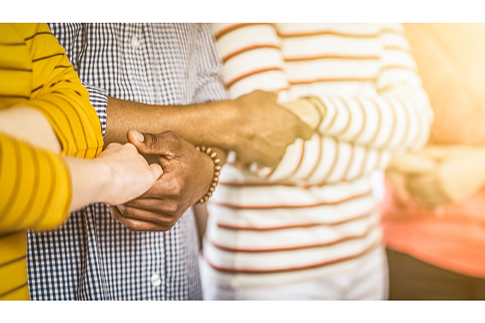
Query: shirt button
131,35,140,48
151,273,161,287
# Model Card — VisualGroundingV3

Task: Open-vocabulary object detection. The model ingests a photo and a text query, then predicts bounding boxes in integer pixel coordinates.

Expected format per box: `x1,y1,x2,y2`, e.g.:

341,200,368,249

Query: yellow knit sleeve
0,132,72,233
11,23,103,159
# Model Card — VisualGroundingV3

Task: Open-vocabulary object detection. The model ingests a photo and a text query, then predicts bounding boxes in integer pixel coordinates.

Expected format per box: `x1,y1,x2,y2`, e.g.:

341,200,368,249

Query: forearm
0,133,70,233
0,106,61,153
257,134,388,184
105,97,235,156
63,157,110,212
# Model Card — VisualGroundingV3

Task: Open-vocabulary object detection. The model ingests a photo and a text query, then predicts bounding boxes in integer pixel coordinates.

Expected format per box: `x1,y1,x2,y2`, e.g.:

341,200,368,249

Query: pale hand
95,142,163,206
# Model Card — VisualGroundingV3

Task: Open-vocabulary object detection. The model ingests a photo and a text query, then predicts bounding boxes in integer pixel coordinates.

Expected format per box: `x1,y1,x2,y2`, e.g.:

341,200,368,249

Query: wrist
90,158,116,204
64,157,111,211
206,99,240,151
196,146,222,204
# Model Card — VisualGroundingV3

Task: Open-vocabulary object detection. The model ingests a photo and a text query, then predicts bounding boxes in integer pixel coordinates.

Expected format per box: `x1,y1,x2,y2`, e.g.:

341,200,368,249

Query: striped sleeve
11,23,103,159
212,23,432,184
211,23,291,100
0,132,72,234
47,23,109,138
312,24,432,152
257,135,390,184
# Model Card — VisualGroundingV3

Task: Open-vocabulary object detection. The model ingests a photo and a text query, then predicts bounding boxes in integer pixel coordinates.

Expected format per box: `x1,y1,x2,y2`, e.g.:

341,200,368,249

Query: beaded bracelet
196,146,222,204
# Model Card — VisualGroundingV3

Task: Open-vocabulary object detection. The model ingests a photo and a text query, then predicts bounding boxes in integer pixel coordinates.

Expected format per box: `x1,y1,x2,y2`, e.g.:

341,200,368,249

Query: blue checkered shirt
27,23,228,300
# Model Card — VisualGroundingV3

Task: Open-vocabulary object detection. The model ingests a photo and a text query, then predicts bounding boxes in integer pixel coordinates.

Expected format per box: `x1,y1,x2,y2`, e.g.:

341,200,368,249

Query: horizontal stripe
277,29,379,38
211,189,372,210
384,45,411,52
379,65,418,73
203,241,379,274
0,66,32,72
289,76,375,85
0,230,24,240
209,221,377,252
0,42,26,46
24,31,54,41
214,23,273,39
0,281,28,299
216,210,374,231
284,54,380,62
0,94,29,99
226,66,285,88
0,255,26,268
219,180,297,187
222,44,281,62
32,53,64,63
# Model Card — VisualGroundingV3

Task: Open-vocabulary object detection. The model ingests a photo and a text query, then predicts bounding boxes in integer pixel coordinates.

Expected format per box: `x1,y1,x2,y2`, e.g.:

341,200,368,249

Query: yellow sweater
0,23,103,300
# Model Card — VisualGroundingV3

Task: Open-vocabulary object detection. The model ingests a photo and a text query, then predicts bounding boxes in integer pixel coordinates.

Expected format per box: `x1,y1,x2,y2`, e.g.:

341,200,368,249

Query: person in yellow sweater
0,23,163,300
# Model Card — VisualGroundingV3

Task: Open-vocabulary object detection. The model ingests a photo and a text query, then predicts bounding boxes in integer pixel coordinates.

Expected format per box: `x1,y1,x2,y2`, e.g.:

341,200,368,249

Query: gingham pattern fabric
27,23,228,300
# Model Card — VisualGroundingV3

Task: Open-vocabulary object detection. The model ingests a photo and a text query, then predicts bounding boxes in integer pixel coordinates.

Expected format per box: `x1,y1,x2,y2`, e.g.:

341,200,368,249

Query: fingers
128,130,182,157
116,204,177,227
297,121,313,141
387,154,437,174
406,173,450,209
110,206,171,231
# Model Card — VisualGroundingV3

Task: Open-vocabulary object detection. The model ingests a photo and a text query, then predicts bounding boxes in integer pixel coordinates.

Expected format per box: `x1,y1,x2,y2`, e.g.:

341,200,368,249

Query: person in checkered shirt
27,23,312,300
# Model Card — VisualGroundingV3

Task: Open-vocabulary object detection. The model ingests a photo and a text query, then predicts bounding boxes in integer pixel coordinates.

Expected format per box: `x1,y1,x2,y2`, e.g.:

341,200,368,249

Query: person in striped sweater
200,23,433,300
0,23,162,300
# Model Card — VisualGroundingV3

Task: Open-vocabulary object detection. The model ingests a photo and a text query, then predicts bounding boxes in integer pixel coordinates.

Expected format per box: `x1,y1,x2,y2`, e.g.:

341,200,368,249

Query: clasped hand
387,146,485,210
110,130,214,231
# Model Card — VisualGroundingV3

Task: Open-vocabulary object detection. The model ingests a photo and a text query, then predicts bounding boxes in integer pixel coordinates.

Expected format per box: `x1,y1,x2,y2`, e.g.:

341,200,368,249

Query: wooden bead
210,152,217,159
206,147,212,154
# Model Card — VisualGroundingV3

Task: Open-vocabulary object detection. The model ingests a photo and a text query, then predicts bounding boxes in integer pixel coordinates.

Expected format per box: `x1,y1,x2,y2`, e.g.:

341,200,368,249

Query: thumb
127,130,161,155
298,121,314,141
128,130,181,157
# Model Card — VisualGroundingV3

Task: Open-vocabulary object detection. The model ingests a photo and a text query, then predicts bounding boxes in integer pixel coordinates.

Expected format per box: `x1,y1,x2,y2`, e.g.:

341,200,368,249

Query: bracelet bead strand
196,146,222,204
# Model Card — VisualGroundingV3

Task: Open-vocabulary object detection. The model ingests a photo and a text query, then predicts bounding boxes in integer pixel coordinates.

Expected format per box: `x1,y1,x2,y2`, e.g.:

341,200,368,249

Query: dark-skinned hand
110,130,214,231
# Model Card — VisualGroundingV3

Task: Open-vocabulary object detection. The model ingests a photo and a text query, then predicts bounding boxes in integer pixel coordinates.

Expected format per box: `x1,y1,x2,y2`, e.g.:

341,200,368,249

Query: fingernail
132,130,144,142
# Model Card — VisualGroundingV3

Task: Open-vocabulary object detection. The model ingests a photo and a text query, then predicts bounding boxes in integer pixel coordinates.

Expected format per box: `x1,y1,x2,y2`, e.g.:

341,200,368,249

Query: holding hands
110,130,216,231
387,145,485,210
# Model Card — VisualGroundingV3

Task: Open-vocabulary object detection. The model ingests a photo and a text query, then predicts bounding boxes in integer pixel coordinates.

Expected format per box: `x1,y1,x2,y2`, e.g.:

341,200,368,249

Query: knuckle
120,206,136,218
165,201,181,216
128,221,146,232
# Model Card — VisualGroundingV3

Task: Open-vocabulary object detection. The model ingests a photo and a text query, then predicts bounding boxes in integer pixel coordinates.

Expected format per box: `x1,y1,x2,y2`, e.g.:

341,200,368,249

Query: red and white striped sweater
202,23,432,288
